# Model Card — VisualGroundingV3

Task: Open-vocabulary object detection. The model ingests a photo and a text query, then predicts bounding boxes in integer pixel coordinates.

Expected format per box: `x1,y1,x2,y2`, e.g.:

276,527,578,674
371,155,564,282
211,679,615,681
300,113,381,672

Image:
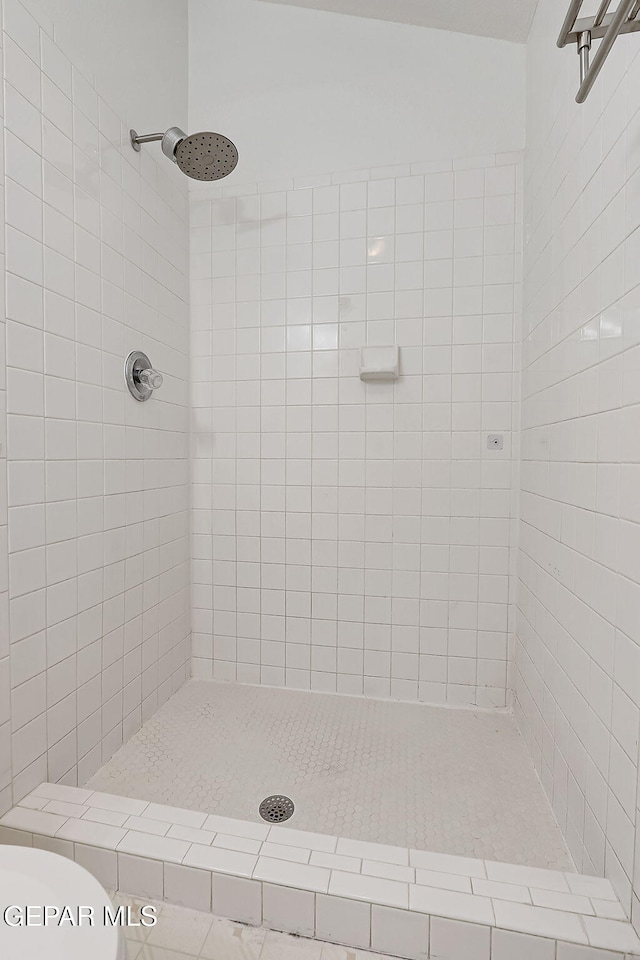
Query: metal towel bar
558,0,640,101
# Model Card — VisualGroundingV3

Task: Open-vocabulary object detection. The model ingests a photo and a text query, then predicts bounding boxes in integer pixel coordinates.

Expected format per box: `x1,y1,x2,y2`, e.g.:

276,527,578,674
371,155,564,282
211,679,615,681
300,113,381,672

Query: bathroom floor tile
145,903,212,954
199,917,266,960
111,894,433,960
136,947,200,960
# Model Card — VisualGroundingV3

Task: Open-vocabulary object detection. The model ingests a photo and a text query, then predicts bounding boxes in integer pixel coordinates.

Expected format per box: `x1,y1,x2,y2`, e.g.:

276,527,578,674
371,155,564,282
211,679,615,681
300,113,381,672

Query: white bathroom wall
0,0,191,815
189,0,526,185
190,150,522,706
516,0,640,926
19,0,188,132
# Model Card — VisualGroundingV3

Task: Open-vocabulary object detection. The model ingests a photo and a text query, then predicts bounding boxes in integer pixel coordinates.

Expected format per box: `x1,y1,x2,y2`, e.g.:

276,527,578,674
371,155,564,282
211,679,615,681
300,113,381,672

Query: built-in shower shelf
1,783,639,960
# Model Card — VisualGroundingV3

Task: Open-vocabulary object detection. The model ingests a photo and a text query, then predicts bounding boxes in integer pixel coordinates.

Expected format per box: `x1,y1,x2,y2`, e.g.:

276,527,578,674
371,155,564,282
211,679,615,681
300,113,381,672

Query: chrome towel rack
558,0,640,102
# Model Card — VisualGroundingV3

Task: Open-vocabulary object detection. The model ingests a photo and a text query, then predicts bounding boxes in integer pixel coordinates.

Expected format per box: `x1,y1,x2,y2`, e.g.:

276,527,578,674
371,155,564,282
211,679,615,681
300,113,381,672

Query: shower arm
129,131,164,152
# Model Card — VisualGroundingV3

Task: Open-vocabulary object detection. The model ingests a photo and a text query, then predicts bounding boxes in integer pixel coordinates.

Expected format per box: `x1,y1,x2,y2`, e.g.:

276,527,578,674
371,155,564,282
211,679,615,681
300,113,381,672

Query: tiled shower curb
1,783,639,960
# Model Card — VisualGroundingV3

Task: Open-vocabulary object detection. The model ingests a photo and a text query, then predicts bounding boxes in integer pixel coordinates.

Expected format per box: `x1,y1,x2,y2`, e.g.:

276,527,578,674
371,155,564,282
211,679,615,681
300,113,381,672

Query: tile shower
190,154,521,709
0,0,640,959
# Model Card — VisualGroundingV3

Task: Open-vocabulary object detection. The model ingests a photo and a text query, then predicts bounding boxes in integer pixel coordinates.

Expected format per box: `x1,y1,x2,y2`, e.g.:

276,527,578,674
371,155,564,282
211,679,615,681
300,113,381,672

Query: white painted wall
188,0,526,185
19,0,188,132
516,0,640,929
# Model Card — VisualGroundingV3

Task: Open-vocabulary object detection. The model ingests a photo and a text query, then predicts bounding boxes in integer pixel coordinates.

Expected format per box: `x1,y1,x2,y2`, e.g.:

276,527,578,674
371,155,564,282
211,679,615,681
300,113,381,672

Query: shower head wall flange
129,126,239,181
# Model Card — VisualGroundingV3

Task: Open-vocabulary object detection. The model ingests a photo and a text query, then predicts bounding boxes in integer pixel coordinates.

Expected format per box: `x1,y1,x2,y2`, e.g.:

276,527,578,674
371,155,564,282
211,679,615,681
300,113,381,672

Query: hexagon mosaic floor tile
86,681,572,869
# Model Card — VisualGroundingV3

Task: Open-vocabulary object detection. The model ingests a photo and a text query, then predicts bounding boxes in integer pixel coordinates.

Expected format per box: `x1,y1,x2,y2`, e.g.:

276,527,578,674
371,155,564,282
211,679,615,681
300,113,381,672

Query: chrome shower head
130,126,239,181
174,132,239,181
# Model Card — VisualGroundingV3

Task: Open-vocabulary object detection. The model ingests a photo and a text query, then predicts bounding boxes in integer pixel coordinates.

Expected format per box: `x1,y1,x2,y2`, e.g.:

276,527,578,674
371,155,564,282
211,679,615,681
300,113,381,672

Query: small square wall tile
492,928,556,960
32,835,74,859
371,904,429,960
429,917,491,960
212,874,262,925
75,843,118,889
0,826,33,846
118,853,164,899
315,894,371,949
160,862,209,912
263,882,316,936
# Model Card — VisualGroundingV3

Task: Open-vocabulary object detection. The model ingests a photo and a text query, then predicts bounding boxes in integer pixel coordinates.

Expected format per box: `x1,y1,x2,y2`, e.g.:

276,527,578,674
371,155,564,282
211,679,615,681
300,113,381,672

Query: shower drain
259,795,295,823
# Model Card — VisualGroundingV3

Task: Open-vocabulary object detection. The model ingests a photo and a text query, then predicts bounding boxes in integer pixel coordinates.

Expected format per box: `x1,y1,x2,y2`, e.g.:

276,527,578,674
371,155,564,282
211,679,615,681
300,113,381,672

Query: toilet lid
0,846,123,959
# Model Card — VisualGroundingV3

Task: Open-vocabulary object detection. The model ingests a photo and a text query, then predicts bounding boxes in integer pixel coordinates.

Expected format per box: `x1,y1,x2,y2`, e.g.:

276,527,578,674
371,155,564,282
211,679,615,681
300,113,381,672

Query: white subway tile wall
517,0,640,933
0,0,191,814
190,153,522,706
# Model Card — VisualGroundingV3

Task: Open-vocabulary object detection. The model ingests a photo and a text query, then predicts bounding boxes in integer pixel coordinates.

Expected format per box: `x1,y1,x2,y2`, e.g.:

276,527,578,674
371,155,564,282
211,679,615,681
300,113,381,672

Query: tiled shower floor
87,680,572,869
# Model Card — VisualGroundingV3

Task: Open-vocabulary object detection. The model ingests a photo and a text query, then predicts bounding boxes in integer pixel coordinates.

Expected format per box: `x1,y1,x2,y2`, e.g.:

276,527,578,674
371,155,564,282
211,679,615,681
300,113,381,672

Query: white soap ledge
359,345,399,381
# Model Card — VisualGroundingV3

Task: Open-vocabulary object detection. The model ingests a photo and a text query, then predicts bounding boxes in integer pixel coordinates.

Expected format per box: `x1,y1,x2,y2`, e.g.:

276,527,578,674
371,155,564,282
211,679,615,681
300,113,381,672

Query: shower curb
1,783,639,960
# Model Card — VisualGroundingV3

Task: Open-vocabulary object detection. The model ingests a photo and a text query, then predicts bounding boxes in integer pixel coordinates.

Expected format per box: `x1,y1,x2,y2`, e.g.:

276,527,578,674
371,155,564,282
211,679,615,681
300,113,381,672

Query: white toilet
0,846,126,959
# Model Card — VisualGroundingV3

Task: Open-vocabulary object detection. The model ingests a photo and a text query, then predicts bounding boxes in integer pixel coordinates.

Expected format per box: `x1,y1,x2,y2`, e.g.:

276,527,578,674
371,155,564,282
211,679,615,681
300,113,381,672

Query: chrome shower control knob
137,367,164,390
125,351,163,402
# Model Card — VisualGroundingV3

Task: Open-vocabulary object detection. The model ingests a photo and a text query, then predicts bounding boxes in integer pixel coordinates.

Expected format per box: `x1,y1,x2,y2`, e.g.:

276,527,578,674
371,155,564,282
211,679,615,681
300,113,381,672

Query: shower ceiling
256,0,539,42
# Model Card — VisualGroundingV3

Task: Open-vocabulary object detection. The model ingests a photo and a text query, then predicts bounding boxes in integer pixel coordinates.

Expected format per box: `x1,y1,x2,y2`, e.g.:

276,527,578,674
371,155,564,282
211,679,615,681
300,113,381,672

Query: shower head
130,126,239,181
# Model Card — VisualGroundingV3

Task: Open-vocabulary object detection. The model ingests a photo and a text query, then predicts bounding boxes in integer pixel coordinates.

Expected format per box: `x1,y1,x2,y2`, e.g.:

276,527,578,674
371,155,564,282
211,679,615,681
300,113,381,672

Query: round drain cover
259,795,295,823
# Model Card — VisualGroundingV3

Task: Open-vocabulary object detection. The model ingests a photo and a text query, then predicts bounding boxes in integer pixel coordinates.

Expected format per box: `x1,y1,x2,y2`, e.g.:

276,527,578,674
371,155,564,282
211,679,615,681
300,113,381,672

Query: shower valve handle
125,351,163,402
136,367,164,391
